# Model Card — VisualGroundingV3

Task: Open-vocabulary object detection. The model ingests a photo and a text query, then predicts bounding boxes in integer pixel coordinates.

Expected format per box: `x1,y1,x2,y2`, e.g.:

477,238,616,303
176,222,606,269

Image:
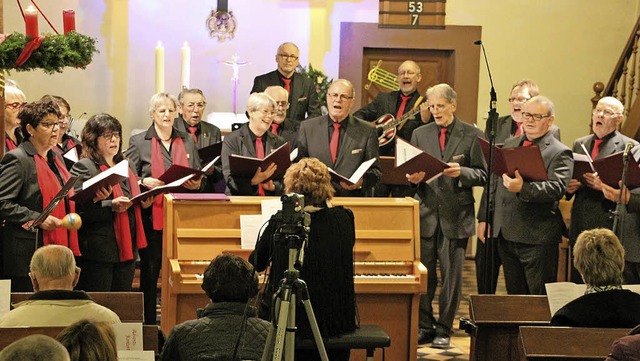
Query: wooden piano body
161,195,427,361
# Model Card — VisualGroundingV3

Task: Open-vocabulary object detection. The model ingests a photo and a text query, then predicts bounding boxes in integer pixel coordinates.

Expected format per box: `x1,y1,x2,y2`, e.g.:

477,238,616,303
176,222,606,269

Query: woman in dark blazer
0,100,79,291
221,92,286,196
125,92,203,325
71,113,151,292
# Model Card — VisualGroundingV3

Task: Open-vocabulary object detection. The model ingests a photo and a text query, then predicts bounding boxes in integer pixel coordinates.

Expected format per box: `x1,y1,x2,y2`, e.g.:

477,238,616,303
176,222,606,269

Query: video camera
275,193,311,270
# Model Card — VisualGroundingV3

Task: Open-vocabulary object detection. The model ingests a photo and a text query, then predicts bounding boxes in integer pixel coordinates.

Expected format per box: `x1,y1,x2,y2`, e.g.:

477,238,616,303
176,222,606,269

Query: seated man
0,335,70,361
161,254,270,361
551,228,640,328
0,245,121,326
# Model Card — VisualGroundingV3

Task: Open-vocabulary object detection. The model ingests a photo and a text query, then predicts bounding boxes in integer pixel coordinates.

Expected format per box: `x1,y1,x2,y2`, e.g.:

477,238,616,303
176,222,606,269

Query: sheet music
546,282,640,315
240,215,263,250
83,160,129,189
201,156,220,173
396,138,423,166
261,198,282,224
117,351,155,361
290,148,298,161
113,323,144,351
328,158,377,185
0,280,10,317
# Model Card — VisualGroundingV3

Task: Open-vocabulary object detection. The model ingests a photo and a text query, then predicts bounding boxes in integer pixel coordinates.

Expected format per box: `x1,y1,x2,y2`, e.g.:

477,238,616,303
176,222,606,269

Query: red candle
63,10,76,34
24,6,38,38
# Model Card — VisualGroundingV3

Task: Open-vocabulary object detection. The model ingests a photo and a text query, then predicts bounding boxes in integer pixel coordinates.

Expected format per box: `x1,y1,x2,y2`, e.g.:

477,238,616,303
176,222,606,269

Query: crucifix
220,54,249,113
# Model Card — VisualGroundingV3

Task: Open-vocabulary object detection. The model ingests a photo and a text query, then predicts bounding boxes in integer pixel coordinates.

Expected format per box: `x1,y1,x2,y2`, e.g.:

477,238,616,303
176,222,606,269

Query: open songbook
24,176,80,231
157,158,217,184
477,137,548,181
545,282,640,315
574,147,640,189
228,142,293,182
62,144,81,169
394,138,449,183
328,157,377,186
70,160,130,204
130,174,195,203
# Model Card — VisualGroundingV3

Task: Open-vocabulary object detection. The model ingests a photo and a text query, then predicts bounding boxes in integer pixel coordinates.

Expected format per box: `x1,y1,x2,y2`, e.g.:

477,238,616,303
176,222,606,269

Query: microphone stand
612,143,632,236
477,40,499,294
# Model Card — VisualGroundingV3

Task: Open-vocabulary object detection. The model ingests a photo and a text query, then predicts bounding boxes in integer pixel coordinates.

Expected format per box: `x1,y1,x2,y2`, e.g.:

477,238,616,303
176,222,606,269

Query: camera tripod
261,235,329,361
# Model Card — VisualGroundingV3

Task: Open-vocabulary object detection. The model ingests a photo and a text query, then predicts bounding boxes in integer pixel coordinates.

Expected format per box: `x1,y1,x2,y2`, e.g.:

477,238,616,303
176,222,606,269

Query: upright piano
161,195,427,361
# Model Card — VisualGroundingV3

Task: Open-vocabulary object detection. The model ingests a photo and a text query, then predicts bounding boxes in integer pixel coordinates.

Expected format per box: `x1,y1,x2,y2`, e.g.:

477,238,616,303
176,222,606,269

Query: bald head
29,245,79,291
0,335,70,361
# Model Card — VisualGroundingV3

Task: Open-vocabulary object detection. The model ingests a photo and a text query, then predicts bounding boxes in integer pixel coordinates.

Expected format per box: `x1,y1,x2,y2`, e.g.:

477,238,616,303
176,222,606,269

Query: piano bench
296,324,391,361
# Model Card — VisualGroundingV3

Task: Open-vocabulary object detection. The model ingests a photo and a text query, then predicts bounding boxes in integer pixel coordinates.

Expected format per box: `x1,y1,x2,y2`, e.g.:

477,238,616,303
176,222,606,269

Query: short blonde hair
284,158,335,205
574,228,625,287
246,92,276,112
147,92,178,117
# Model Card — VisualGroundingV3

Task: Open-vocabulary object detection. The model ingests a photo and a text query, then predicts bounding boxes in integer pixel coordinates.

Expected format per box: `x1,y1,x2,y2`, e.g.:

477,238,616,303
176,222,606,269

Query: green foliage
297,63,333,108
0,32,98,74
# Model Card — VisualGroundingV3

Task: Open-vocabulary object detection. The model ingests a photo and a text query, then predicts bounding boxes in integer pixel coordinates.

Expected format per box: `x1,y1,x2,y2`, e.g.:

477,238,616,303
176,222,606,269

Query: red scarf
34,153,80,255
66,138,75,150
5,136,17,151
150,136,189,230
100,164,148,261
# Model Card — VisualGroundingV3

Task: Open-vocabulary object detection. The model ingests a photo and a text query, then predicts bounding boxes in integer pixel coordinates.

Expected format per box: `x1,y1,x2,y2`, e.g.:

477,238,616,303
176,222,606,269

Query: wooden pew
469,295,551,361
0,325,159,354
10,292,144,323
518,326,629,360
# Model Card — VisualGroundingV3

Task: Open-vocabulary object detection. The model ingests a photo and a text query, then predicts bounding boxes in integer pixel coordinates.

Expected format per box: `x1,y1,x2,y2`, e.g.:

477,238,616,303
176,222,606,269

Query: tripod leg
272,288,292,361
261,299,279,361
284,293,296,361
300,298,329,361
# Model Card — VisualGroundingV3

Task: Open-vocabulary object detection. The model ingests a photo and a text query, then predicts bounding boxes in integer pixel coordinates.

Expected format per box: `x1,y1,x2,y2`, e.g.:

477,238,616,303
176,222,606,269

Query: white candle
155,41,165,93
180,42,191,90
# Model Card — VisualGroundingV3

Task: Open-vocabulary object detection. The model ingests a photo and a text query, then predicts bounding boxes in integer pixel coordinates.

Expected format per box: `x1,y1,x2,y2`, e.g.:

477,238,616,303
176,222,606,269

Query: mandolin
372,106,422,147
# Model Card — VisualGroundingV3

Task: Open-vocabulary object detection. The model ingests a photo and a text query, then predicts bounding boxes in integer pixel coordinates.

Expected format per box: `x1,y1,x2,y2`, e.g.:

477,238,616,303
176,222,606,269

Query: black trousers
140,228,163,325
76,258,136,292
475,237,502,294
497,235,558,295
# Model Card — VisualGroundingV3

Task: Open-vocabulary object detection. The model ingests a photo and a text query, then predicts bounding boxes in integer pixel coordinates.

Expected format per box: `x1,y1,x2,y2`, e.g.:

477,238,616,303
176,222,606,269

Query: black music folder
228,142,291,182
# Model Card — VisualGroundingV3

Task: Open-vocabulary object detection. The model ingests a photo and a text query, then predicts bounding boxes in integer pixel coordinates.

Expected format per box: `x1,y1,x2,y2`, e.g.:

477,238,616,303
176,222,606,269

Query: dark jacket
250,70,322,122
551,289,640,328
160,302,270,361
606,324,640,361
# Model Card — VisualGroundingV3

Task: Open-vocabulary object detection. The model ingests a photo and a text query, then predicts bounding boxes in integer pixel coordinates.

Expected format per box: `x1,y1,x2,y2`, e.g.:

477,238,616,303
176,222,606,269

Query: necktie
330,122,341,164
514,122,523,136
591,139,604,160
255,137,265,196
271,123,280,135
396,95,411,119
282,77,292,94
439,127,447,151
522,140,533,147
188,126,198,144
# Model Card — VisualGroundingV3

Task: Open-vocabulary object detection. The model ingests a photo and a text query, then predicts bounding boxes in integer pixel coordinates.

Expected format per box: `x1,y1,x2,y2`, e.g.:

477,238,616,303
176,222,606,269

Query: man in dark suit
250,42,321,122
566,97,639,282
221,92,287,196
264,86,299,146
174,88,224,192
354,60,430,197
407,84,486,348
490,95,573,296
476,79,560,294
296,79,381,197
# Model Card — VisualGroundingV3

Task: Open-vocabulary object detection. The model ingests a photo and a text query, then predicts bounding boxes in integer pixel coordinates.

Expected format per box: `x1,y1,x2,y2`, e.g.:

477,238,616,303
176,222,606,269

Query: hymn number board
379,0,446,29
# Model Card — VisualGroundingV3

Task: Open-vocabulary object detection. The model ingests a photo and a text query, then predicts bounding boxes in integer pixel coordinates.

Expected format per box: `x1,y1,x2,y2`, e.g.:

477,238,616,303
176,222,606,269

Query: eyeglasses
39,121,63,130
327,93,354,101
101,132,121,140
521,112,551,121
592,108,621,118
275,101,289,108
5,102,27,110
260,109,276,117
184,102,206,111
278,53,299,61
508,97,530,103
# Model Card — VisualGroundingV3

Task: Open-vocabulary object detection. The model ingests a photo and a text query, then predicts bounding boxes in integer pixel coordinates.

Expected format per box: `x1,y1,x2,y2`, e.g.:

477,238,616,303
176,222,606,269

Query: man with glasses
264,85,299,146
4,85,27,152
489,95,573,295
250,42,321,122
174,88,223,192
354,60,431,197
566,96,640,283
296,79,380,196
406,83,486,347
476,79,559,294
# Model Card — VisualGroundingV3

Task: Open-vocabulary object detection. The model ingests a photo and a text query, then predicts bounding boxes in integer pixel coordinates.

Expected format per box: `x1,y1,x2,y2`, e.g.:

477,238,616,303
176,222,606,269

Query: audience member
490,95,573,295
0,335,70,361
125,92,203,325
161,254,269,361
251,157,357,361
606,324,640,361
296,79,381,196
406,83,486,348
56,319,118,361
551,228,640,327
221,92,286,196
250,42,321,121
0,245,120,326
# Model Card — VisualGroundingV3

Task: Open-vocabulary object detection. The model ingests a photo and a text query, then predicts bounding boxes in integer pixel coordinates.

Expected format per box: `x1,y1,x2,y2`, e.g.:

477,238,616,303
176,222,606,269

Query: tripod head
274,193,311,271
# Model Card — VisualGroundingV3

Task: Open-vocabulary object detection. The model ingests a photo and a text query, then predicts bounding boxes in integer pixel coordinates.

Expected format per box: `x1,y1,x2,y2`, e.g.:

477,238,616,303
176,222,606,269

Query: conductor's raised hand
502,170,524,193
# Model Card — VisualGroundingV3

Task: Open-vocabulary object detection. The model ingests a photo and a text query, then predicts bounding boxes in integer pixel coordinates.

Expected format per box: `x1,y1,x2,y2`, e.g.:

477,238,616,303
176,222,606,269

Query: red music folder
228,142,291,182
379,156,409,185
157,158,216,184
70,160,129,204
130,174,195,203
328,157,377,186
394,138,450,183
478,137,548,181
591,151,640,189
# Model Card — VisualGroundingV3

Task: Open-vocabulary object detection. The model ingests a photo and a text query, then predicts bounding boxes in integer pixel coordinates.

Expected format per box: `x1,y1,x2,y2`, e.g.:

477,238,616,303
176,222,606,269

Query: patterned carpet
416,258,507,361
